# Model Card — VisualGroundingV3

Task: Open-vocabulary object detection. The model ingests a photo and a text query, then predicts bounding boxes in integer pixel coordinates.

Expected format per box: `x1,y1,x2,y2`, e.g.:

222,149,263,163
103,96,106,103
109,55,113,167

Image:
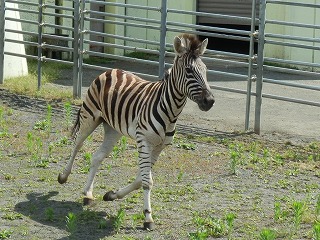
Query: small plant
225,212,236,239
259,228,276,240
176,141,196,150
111,136,127,160
228,143,243,175
98,219,108,229
0,229,13,239
177,170,184,182
64,101,72,129
314,221,320,240
112,208,125,233
45,207,54,222
292,201,305,230
65,212,77,233
79,152,92,174
316,194,320,218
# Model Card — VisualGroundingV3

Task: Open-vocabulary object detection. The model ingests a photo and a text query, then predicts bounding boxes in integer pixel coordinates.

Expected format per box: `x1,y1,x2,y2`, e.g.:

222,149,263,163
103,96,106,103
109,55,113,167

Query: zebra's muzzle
196,89,215,112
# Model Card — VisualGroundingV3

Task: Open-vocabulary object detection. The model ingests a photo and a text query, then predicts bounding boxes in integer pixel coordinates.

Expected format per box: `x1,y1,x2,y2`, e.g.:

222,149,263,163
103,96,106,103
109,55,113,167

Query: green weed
65,212,77,233
314,221,320,240
79,152,92,174
0,229,13,239
111,136,127,160
45,207,54,222
112,208,125,233
259,228,276,240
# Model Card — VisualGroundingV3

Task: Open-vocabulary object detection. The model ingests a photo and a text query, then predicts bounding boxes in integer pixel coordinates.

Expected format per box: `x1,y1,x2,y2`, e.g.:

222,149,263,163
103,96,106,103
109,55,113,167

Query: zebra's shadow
14,191,114,239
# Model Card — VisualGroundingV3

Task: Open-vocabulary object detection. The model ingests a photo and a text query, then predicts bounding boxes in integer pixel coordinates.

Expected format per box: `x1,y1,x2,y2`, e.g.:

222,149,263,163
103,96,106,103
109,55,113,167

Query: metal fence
0,0,319,134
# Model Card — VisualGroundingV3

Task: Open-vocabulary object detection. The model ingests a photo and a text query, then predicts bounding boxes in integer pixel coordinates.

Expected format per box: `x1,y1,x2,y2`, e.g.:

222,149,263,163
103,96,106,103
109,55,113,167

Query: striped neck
160,65,187,122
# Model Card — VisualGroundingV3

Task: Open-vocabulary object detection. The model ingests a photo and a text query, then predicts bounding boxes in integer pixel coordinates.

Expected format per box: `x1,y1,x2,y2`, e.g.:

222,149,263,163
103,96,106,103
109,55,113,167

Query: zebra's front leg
83,124,121,205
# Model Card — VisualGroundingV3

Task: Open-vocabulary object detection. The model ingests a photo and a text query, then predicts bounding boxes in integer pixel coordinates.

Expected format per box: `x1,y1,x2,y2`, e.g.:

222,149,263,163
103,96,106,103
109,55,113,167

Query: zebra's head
173,34,215,111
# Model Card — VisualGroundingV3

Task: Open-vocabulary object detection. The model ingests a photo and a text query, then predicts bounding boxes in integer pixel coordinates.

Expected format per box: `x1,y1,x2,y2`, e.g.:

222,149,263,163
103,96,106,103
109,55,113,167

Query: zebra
58,34,215,230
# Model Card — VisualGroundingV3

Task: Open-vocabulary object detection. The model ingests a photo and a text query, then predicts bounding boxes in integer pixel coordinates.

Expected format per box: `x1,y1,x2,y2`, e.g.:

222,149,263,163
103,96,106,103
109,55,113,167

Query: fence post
77,0,86,98
254,0,266,134
37,0,44,90
0,0,6,85
245,0,258,131
158,0,167,79
73,0,80,98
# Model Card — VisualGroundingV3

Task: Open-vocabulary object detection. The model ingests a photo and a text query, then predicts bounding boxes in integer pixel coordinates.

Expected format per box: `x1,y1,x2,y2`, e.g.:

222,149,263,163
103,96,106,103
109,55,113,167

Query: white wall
4,3,28,79
265,0,320,68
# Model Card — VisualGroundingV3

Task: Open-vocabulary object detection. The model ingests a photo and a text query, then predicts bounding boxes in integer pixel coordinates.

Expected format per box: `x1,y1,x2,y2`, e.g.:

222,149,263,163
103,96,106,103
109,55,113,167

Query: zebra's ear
198,38,208,55
173,36,187,56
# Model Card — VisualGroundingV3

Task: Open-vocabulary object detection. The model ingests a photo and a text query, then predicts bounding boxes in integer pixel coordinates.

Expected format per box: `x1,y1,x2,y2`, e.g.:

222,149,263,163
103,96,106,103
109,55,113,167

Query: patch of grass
259,228,276,240
65,212,77,233
112,208,125,233
3,60,73,101
0,229,13,239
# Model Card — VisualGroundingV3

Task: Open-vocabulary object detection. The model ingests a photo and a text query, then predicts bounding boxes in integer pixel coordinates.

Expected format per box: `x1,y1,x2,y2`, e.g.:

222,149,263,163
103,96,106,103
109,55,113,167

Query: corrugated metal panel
198,0,257,25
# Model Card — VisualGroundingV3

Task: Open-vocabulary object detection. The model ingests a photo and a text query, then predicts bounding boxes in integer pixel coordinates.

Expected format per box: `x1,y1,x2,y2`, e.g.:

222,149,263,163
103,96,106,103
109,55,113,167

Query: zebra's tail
71,108,81,139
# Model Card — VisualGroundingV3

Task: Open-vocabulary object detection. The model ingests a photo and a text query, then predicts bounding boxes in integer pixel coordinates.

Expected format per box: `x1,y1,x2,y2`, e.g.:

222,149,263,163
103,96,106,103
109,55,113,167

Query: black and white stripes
58,34,215,230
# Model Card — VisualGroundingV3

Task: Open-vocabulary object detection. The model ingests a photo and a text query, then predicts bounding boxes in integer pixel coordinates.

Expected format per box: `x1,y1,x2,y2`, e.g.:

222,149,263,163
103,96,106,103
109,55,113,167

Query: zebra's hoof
143,222,155,231
103,191,116,201
57,173,67,184
83,197,94,206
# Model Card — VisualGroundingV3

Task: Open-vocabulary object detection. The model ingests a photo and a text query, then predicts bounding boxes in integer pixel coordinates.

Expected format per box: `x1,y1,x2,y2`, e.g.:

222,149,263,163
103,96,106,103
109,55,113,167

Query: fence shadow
14,191,115,240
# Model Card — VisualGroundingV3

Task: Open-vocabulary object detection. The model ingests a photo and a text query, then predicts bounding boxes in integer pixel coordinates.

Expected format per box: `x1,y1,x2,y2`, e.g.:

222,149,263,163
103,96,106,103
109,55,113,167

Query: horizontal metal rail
5,38,38,47
266,0,320,8
266,33,320,43
266,19,320,29
264,57,320,69
43,23,74,31
5,7,39,15
84,17,161,31
85,51,160,67
263,65,320,78
264,78,320,91
167,27,250,42
5,0,38,7
5,17,38,26
85,10,161,25
207,69,248,81
43,4,74,12
43,12,74,20
83,39,159,55
266,39,320,51
86,0,161,12
86,30,160,46
82,63,159,81
166,21,251,36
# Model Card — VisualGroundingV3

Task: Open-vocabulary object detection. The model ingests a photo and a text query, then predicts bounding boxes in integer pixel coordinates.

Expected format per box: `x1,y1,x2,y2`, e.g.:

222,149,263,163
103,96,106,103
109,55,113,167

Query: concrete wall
265,0,320,68
4,3,28,79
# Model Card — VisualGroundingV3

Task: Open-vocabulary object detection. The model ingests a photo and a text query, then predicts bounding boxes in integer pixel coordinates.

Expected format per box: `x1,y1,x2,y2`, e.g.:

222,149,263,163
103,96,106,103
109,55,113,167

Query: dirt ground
0,88,319,239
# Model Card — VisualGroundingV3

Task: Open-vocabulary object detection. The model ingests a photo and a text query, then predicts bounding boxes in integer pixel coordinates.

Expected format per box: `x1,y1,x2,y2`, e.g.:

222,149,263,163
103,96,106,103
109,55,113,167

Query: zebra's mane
178,34,202,55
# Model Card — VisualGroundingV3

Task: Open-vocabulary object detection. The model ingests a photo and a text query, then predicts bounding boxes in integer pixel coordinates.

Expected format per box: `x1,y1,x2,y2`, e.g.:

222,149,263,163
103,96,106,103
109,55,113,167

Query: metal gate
0,0,319,134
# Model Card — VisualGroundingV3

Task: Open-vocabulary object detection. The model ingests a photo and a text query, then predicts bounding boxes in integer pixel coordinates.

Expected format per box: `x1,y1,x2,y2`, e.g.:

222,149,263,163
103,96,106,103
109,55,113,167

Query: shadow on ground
14,191,114,240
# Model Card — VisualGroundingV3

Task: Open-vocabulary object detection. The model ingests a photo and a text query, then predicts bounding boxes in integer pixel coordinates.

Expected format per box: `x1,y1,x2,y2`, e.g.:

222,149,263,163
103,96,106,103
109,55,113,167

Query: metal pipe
78,0,85,98
6,0,38,7
266,39,320,51
37,0,44,90
86,30,159,46
254,0,267,134
0,0,5,84
86,51,160,66
245,0,258,131
266,33,320,43
83,39,159,55
158,0,167,79
166,27,250,42
264,57,320,68
266,19,320,30
266,0,320,8
85,0,160,11
72,0,80,98
84,17,161,30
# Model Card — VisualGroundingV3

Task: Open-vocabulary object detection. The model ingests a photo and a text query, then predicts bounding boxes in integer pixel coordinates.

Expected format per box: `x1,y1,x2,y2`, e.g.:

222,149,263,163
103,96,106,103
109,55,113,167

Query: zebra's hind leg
83,123,121,205
58,115,102,184
103,171,142,201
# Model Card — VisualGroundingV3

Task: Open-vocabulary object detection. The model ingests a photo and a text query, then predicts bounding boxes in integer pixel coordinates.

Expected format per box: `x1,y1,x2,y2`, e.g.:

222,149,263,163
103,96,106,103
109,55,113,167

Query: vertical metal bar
78,0,86,98
245,0,258,130
254,0,267,134
73,0,80,98
0,0,6,85
158,0,167,79
37,0,44,90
